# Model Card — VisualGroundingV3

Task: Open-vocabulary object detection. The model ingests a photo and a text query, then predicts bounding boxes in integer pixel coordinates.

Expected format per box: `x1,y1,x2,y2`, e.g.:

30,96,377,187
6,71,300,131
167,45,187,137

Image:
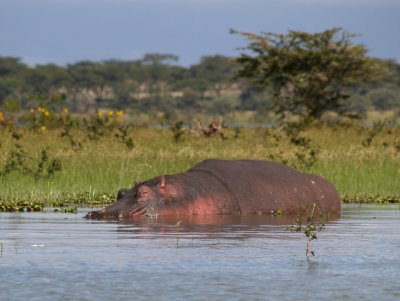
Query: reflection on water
1,205,400,301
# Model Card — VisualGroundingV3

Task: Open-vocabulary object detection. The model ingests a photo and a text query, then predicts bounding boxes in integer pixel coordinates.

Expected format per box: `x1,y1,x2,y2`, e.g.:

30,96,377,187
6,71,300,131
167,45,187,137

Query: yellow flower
44,111,50,117
108,110,114,117
41,125,47,131
0,111,4,122
63,108,69,113
116,110,124,117
97,111,103,119
38,107,44,113
30,108,35,113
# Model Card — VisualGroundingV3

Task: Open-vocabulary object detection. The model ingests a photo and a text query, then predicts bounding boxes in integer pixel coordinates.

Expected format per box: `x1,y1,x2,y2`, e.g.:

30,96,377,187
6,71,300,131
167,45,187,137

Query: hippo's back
188,159,341,215
191,159,297,178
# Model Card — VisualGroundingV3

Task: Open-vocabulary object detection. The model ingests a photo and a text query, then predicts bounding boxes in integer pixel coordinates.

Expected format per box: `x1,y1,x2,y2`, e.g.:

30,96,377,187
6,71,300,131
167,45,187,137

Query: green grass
312,159,399,201
0,122,399,211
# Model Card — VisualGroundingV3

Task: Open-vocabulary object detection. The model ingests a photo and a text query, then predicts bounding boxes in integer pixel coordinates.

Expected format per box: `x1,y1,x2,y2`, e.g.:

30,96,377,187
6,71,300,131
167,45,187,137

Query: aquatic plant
342,194,400,204
0,199,44,212
54,206,78,214
0,192,116,212
289,203,326,257
176,220,183,247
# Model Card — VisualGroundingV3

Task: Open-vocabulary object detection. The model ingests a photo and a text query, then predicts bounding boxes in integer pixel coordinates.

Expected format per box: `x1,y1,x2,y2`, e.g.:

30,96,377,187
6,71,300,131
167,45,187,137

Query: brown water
1,204,400,301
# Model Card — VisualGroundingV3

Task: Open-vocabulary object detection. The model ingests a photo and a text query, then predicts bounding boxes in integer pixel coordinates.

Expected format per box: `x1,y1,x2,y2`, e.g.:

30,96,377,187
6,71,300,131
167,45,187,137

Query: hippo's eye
136,186,151,198
137,190,148,198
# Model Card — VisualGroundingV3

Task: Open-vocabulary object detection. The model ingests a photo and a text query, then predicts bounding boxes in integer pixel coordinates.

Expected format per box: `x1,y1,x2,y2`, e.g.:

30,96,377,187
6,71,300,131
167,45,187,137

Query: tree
190,55,239,96
0,57,28,104
26,64,71,94
138,53,180,83
232,28,386,120
67,61,106,89
134,53,181,98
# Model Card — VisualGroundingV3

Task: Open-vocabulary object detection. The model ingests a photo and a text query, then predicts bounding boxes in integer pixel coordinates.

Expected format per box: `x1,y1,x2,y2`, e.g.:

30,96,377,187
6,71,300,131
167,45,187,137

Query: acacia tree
232,28,385,120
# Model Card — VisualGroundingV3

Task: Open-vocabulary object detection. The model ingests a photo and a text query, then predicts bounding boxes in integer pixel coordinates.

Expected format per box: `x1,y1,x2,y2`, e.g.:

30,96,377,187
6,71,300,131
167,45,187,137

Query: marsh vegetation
0,109,399,211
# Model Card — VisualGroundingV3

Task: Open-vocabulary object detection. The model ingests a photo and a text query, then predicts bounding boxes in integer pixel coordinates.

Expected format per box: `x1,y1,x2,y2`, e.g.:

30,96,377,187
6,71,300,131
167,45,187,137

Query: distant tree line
1,31,399,122
0,54,246,116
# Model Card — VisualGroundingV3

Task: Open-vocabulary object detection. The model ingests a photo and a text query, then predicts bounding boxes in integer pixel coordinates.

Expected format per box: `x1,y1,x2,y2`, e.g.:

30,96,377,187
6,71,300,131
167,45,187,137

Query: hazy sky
1,0,399,66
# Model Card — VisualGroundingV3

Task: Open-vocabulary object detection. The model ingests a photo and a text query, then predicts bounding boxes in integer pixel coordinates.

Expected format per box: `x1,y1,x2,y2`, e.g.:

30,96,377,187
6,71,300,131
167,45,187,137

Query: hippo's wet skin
85,159,341,220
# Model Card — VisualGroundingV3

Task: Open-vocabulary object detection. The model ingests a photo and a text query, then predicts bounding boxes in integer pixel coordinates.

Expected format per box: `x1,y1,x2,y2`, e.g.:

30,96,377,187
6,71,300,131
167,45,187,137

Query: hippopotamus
85,159,341,219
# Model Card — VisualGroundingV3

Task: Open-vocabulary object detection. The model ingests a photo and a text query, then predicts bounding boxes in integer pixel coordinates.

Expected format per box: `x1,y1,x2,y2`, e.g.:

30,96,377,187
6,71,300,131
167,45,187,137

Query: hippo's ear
117,188,129,200
160,176,165,189
134,179,142,187
159,176,177,197
158,176,170,195
159,176,166,193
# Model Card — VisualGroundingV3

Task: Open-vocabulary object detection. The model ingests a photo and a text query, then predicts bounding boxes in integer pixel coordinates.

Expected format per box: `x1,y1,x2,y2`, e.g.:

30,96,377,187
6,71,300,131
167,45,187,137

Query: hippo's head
85,176,181,220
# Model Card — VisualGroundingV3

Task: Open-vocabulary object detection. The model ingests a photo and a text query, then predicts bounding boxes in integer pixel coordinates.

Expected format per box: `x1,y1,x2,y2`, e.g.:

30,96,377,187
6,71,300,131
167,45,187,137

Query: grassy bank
0,122,399,211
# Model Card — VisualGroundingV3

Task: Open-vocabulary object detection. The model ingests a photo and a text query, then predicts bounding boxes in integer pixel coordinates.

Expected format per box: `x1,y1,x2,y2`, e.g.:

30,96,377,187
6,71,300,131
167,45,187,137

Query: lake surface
1,205,400,301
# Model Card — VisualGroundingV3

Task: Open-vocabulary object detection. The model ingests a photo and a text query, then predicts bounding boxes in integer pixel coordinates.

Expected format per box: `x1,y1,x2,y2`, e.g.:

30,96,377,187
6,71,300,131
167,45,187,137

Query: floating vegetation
0,192,116,212
53,206,78,214
47,192,116,207
342,194,400,204
0,199,45,212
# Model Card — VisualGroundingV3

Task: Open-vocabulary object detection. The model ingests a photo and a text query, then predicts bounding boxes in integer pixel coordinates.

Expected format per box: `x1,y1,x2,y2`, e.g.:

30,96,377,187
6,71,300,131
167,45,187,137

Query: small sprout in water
176,220,183,247
289,203,326,257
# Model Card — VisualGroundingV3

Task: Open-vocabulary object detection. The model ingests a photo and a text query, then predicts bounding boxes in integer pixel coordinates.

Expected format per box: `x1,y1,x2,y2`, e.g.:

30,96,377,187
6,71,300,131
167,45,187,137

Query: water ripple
1,205,399,301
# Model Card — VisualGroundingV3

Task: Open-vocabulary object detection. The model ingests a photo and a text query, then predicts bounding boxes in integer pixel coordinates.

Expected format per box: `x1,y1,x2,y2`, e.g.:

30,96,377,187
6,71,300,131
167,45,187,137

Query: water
1,205,400,301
